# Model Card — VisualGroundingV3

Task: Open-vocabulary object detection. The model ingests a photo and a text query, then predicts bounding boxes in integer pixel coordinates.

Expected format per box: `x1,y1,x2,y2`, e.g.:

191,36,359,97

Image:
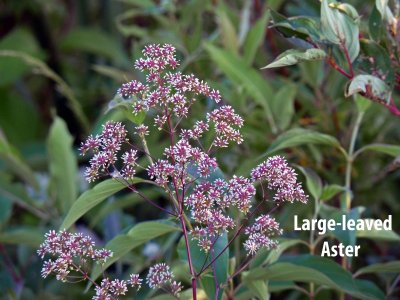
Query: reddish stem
326,57,352,79
180,215,197,300
165,111,197,300
342,45,355,78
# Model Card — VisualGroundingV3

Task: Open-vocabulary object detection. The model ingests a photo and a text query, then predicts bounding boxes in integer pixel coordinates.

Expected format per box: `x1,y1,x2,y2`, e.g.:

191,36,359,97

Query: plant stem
179,214,197,300
340,109,364,300
139,134,154,165
344,110,364,211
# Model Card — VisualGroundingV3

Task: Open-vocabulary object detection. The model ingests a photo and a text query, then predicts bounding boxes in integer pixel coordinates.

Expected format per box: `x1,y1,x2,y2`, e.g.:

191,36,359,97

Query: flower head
251,155,308,203
243,214,282,256
146,263,182,296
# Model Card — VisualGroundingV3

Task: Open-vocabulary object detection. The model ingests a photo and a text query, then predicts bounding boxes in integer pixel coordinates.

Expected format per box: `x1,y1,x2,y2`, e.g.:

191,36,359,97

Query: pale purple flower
135,124,149,136
128,274,142,290
80,122,128,182
251,155,308,203
146,263,182,297
146,263,173,289
243,214,282,256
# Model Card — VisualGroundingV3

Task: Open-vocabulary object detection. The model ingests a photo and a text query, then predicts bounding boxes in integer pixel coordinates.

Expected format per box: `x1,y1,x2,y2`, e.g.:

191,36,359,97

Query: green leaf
376,0,395,23
369,6,384,41
0,50,89,132
243,12,269,65
116,10,149,38
264,239,307,265
178,233,229,300
91,220,180,281
270,84,296,130
0,131,38,190
245,280,269,300
359,40,394,86
345,75,391,105
262,48,326,69
268,280,298,292
356,219,400,242
106,94,146,124
217,9,238,53
297,167,322,200
321,0,360,62
318,205,363,247
0,196,12,225
354,144,400,158
0,227,46,247
60,179,130,230
205,44,277,133
320,184,346,201
245,255,385,300
265,128,343,155
47,117,78,214
356,261,400,277
60,28,127,65
0,28,42,86
270,11,320,41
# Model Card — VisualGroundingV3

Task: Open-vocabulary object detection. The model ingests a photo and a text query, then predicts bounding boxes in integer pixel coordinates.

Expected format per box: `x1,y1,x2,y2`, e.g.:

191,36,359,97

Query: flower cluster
243,214,282,256
146,263,182,297
185,177,256,251
251,155,308,203
38,230,113,280
80,122,128,182
79,44,308,271
93,276,142,300
117,44,221,129
207,105,244,146
38,230,141,300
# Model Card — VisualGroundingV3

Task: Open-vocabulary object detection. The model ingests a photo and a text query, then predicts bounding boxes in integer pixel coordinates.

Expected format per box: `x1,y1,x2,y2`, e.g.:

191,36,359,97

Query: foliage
0,0,399,299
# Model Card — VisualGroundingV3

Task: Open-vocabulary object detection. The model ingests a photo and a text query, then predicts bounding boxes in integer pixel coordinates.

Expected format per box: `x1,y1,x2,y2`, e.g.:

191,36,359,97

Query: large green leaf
249,238,307,269
320,184,347,201
0,195,12,225
369,6,384,41
262,49,326,69
245,279,269,300
243,12,269,65
355,261,400,276
60,28,127,65
216,9,238,54
321,0,360,62
0,227,46,247
270,84,296,130
91,220,180,280
205,44,277,133
265,128,344,155
297,166,322,200
270,11,320,41
0,28,42,86
375,0,395,23
359,40,393,86
345,74,391,104
0,131,38,190
354,144,400,159
356,219,400,242
47,117,78,214
60,179,131,230
318,204,362,247
245,255,385,300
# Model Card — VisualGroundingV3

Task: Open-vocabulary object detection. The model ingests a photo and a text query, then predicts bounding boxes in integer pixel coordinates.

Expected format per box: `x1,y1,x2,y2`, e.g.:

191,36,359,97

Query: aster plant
38,44,307,299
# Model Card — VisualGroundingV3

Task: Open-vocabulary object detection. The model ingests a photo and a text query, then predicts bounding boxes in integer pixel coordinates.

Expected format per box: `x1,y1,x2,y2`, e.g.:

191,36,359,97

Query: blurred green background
0,0,399,299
